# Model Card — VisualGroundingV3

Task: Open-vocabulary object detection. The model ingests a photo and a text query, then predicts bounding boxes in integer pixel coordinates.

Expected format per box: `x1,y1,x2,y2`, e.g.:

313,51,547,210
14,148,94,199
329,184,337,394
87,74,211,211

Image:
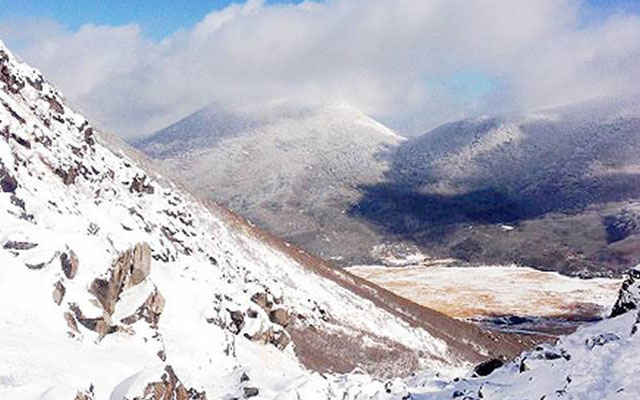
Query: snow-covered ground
2,37,640,400
348,265,621,320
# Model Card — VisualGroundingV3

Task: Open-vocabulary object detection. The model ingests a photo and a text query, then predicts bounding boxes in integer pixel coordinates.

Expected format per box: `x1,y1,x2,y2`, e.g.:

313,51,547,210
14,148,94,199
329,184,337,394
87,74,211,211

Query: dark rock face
610,265,640,318
472,358,504,377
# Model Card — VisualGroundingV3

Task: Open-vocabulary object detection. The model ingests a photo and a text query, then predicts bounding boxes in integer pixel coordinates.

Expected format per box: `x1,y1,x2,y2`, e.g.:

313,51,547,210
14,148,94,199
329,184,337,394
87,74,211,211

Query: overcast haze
1,0,640,138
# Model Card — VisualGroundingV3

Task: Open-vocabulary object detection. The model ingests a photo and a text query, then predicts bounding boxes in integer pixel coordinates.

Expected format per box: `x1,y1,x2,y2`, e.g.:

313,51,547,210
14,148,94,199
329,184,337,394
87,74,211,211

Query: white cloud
2,0,640,138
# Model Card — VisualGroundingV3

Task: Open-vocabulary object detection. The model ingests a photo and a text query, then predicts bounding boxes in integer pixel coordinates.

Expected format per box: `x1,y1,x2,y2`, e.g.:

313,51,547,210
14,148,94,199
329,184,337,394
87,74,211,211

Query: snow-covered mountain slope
134,100,404,264
350,98,640,277
0,40,536,399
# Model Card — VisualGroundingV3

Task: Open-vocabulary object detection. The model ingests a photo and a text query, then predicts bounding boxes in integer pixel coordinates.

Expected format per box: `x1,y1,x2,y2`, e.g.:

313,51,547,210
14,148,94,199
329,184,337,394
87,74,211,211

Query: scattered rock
473,358,504,377
269,308,290,327
138,365,207,400
610,265,640,318
70,304,114,339
52,280,65,305
55,166,79,185
519,358,530,373
3,240,37,250
74,388,95,400
245,327,291,350
45,95,64,114
228,310,245,334
87,222,100,236
25,261,48,270
243,387,259,398
586,333,621,350
240,372,250,383
251,292,271,310
130,174,155,195
64,311,79,334
122,288,165,327
84,128,95,146
27,76,43,91
0,62,25,94
271,330,291,350
10,133,31,148
60,250,79,279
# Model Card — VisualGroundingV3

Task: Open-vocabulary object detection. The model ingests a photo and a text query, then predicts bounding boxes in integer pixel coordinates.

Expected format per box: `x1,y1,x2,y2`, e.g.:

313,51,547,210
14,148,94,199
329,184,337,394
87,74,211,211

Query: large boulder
610,265,640,318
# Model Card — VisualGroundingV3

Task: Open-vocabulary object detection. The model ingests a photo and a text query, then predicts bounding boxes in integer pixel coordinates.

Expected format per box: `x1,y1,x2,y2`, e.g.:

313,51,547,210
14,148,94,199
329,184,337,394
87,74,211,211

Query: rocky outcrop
69,303,114,339
0,165,17,192
473,358,504,377
3,240,37,250
250,292,271,310
74,389,96,400
243,387,259,398
227,310,245,335
90,243,151,314
269,308,290,327
122,288,165,328
134,366,206,400
245,327,291,350
610,265,640,318
60,250,79,279
130,174,155,195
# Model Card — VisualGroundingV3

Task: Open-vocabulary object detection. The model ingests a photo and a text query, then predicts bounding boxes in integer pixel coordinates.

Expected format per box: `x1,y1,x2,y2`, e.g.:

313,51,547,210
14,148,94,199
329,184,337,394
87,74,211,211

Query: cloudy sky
1,0,640,139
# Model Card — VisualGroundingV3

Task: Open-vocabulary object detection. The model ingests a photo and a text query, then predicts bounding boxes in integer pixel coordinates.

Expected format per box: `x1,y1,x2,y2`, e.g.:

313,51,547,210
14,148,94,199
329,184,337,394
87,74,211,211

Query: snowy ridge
134,99,404,264
346,97,640,277
0,39,531,399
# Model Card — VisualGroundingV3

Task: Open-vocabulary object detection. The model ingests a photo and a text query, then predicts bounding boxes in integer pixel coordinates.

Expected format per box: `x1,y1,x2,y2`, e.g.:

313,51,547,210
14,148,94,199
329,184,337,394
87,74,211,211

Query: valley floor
347,264,621,333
